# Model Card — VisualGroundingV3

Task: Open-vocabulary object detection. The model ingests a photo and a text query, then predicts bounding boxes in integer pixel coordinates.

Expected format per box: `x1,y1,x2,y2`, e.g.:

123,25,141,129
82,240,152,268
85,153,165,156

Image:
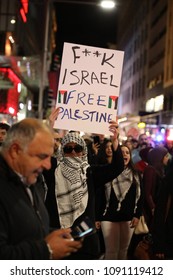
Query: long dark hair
97,139,113,164
121,144,140,181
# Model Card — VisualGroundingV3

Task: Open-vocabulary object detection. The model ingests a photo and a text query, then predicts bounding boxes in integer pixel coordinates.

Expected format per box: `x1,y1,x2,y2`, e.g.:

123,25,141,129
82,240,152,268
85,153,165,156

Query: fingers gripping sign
109,120,119,151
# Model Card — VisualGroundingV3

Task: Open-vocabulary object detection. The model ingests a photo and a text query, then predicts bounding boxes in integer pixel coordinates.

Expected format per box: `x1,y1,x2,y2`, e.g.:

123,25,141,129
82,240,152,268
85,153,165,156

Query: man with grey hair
0,118,82,260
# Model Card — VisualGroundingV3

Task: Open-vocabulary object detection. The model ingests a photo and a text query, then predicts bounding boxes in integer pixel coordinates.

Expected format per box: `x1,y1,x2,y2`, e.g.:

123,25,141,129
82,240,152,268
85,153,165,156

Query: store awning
0,55,42,92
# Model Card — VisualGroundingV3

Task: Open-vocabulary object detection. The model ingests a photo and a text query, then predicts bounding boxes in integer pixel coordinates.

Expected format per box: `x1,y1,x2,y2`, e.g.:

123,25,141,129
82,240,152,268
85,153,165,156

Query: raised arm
109,120,119,151
48,107,60,129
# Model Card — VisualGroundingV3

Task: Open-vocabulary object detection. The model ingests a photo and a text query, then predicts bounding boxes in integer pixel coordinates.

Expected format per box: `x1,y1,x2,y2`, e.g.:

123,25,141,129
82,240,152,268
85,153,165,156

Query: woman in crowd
98,144,143,259
142,146,170,231
95,139,113,257
43,108,124,259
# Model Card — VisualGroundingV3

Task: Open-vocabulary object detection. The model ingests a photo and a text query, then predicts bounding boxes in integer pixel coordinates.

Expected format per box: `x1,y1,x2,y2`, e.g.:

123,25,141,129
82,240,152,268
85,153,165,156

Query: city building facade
0,0,58,123
117,0,173,142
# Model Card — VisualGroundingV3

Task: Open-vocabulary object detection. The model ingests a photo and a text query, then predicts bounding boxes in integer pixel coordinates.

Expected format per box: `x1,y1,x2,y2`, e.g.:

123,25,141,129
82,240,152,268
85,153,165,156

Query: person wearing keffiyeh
55,132,89,229
98,144,143,260
43,108,124,260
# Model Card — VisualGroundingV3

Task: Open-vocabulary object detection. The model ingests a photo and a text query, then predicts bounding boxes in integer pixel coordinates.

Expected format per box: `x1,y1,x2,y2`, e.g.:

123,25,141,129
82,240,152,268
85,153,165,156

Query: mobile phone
93,136,100,145
71,216,96,240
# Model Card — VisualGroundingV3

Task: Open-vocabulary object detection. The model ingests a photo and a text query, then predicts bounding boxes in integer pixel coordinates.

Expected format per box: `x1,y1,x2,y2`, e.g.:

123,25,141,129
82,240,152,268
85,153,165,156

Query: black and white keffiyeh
55,132,90,228
104,167,141,214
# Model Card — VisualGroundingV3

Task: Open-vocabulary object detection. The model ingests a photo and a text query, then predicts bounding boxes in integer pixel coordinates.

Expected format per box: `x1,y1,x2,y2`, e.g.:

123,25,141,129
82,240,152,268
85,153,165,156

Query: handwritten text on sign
55,43,124,135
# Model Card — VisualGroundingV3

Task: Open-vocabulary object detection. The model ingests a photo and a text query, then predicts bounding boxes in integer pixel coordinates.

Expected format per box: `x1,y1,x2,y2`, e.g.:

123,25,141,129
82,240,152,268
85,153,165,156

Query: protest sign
54,42,124,135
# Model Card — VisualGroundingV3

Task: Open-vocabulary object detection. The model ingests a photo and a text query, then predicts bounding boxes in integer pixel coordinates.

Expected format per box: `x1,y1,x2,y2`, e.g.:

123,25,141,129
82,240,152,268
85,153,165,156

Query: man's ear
9,142,22,159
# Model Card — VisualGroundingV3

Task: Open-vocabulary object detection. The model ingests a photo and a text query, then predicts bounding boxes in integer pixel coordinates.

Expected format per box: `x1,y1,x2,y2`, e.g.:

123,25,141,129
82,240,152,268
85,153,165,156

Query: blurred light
17,83,21,93
26,62,31,77
27,100,32,111
138,122,146,129
17,112,25,121
5,40,11,55
0,68,20,83
10,18,16,24
8,107,15,114
100,1,115,9
156,133,164,142
21,0,28,14
146,98,155,112
160,127,165,134
118,117,127,123
167,129,173,141
20,8,27,22
145,130,150,136
9,35,15,44
19,102,24,110
150,133,155,139
155,95,164,111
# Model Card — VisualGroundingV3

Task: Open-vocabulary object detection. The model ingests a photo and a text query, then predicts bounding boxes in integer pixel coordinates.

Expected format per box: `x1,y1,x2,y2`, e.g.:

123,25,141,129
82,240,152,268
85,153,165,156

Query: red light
0,68,20,116
0,68,21,83
167,129,173,141
21,0,28,14
20,8,27,23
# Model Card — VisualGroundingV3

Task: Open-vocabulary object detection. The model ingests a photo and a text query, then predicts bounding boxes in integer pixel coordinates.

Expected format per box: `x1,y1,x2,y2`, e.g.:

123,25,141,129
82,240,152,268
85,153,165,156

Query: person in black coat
152,160,173,259
0,118,82,260
98,144,143,259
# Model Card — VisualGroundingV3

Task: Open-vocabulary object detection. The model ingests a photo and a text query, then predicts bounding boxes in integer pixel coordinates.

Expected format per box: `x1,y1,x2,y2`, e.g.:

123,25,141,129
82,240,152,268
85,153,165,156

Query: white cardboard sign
54,42,124,135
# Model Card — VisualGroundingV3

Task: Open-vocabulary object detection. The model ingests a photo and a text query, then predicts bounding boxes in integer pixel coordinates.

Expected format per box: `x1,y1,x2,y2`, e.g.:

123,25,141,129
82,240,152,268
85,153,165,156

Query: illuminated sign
146,95,164,112
20,0,29,23
0,68,21,116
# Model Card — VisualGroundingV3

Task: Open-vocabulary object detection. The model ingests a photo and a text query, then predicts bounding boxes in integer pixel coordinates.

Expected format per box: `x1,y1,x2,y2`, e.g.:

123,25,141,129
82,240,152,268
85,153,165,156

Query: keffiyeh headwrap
55,132,89,228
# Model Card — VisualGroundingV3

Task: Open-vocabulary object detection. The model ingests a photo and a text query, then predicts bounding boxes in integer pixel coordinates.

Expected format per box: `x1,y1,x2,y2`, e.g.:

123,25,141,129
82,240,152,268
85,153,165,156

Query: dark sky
55,1,118,58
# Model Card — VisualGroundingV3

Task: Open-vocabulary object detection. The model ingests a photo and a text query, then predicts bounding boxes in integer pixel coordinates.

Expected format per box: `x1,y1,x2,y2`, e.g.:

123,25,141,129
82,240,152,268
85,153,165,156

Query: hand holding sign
109,121,119,151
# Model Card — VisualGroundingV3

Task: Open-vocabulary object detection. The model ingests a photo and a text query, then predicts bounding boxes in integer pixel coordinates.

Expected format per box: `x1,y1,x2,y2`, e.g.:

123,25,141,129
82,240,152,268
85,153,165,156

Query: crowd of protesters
0,113,173,260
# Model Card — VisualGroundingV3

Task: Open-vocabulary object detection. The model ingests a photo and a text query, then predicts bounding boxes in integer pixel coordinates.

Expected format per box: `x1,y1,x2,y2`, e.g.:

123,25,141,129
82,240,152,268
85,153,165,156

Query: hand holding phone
71,216,96,240
93,136,100,145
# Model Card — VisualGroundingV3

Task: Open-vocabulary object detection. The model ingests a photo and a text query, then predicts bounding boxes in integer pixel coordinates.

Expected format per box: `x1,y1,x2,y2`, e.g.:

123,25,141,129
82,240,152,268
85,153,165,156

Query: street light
38,0,116,119
100,1,115,9
53,0,116,9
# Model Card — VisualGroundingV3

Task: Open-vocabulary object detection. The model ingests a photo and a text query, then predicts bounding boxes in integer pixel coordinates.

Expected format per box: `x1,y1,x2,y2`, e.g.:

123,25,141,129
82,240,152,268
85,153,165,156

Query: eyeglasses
63,145,83,154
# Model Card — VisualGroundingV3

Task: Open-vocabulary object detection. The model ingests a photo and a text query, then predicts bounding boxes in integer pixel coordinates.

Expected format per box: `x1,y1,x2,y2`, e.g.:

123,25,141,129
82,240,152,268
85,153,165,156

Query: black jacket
0,155,50,260
152,167,173,259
